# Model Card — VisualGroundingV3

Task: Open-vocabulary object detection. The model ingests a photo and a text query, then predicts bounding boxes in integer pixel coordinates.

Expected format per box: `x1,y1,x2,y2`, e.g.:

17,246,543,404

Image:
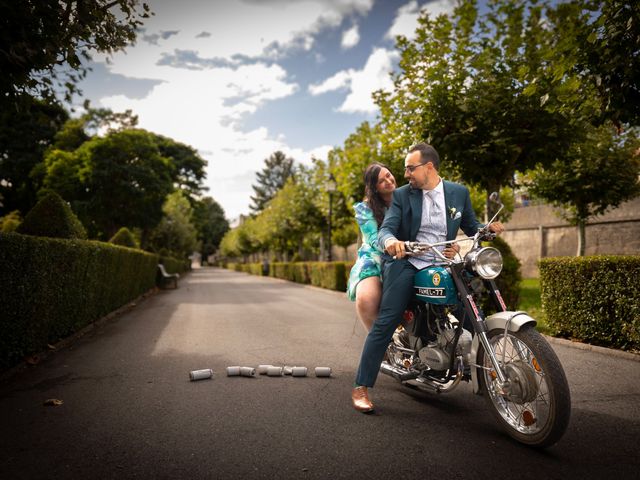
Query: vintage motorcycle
380,193,571,448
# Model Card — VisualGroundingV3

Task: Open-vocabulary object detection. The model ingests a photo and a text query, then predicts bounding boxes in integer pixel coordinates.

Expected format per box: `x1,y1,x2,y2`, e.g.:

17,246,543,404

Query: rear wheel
478,325,571,448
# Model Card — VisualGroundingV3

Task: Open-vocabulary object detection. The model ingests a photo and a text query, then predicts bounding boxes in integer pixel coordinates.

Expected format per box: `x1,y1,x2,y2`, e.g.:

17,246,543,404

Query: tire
477,325,571,448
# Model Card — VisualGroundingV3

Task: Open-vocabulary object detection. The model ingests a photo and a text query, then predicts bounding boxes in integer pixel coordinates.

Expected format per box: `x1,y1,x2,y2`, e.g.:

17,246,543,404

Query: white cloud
309,48,397,114
86,0,376,219
340,48,397,114
341,24,360,49
386,0,456,41
309,70,354,95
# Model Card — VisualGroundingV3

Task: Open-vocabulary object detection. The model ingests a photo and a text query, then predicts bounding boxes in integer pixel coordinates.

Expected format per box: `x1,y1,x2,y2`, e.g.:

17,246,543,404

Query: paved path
1,267,639,479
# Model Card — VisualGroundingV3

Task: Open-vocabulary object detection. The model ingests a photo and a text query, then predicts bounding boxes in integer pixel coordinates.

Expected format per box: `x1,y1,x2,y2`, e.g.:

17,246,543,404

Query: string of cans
189,365,332,381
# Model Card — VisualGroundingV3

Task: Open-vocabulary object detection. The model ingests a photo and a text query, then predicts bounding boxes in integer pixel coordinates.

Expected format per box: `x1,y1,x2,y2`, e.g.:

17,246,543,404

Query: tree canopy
192,196,229,258
375,0,582,203
42,128,174,239
249,151,295,214
0,97,69,215
528,125,640,255
0,0,151,110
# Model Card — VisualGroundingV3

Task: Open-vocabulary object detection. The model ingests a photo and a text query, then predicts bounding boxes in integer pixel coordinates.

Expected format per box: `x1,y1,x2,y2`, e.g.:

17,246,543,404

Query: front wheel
478,325,571,448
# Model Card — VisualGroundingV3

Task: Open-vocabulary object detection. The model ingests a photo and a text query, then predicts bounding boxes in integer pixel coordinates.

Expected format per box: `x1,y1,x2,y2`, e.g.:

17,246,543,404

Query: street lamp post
326,173,337,262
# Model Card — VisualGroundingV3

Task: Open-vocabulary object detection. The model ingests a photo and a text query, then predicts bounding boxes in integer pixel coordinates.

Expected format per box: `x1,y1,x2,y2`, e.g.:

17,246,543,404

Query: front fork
450,265,508,386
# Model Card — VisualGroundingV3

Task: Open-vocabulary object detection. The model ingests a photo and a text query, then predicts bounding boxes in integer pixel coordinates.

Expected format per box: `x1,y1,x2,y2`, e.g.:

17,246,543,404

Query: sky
75,0,459,221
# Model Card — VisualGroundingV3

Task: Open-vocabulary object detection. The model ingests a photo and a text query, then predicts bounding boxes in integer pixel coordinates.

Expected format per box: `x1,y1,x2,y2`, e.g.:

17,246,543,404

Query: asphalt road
1,267,639,480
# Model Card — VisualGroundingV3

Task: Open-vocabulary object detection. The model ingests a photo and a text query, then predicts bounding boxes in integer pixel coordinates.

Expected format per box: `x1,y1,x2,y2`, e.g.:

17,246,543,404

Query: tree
153,134,207,200
374,0,582,214
0,0,151,109
249,151,295,214
192,197,229,259
0,97,68,215
42,129,174,239
329,121,394,205
567,0,640,128
147,190,199,259
528,125,640,256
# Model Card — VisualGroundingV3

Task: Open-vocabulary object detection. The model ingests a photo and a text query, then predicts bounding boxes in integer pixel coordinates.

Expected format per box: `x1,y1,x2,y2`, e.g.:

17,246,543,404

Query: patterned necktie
427,190,440,224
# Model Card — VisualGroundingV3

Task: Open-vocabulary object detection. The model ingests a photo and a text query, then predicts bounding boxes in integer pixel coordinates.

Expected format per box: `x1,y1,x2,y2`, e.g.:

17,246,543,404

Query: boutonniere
449,207,461,220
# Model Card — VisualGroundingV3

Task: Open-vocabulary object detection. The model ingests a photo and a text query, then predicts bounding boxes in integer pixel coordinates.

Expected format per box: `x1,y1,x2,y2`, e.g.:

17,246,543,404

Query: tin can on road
189,369,213,381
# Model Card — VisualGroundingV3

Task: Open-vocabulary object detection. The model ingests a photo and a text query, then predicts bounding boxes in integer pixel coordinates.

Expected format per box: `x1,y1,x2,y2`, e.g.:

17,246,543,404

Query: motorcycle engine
418,326,472,371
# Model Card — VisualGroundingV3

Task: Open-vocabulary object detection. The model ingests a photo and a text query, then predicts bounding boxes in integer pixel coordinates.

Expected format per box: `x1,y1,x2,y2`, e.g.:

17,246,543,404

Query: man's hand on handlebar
385,239,407,259
488,221,505,234
443,242,460,259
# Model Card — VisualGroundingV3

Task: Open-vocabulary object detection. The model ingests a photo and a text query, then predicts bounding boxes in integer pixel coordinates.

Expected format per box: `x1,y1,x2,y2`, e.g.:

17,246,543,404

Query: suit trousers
355,258,417,387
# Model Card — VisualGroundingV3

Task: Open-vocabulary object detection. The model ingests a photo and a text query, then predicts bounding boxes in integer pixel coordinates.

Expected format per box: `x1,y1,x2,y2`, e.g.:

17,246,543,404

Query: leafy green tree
329,121,395,205
154,134,207,199
147,190,198,259
42,129,173,239
192,196,229,259
249,151,295,214
375,0,581,214
47,106,139,154
0,97,68,215
528,125,640,256
0,0,151,109
564,0,640,128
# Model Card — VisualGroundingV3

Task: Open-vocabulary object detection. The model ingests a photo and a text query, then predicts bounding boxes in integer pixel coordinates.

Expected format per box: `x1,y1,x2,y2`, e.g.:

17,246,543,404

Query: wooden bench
157,264,179,289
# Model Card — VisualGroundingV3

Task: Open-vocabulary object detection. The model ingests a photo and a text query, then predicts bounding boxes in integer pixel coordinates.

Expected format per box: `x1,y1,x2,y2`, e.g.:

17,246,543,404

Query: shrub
16,191,87,239
539,256,640,351
309,262,348,291
109,227,139,249
0,210,22,232
0,232,158,369
160,255,191,274
481,236,522,312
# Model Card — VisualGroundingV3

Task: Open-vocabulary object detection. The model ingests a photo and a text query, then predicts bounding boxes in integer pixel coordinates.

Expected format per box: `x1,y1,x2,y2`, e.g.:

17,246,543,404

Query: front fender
470,311,537,394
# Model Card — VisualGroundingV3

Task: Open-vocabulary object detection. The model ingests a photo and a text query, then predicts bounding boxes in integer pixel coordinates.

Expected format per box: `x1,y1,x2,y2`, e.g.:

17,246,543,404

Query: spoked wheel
478,325,571,448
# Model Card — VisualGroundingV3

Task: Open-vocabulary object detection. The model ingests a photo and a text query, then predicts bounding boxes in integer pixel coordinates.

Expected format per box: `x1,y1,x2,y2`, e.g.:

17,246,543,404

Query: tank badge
432,272,441,286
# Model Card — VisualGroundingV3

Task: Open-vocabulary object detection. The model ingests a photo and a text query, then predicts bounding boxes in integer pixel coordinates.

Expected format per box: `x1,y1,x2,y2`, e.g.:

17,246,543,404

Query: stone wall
501,197,640,277
336,197,640,278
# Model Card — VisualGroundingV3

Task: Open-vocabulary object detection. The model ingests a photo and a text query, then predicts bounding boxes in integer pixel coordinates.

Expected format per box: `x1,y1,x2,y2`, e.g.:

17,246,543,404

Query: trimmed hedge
225,261,353,293
0,232,159,369
16,191,87,239
159,255,191,274
539,256,640,351
109,227,139,249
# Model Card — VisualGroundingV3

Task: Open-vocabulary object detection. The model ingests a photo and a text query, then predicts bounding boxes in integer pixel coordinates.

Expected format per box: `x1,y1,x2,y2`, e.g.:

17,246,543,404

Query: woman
346,162,397,331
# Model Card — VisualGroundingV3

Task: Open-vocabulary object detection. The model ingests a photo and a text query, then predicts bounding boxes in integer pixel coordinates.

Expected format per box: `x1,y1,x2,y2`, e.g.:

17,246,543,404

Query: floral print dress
347,201,384,301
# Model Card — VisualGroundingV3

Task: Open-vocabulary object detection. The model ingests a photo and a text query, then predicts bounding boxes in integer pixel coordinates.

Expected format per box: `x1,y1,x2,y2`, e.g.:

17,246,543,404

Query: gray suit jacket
378,180,483,251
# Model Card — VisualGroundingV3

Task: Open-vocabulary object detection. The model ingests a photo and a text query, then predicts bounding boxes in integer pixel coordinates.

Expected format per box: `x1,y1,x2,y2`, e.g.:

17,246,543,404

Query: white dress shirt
409,179,447,269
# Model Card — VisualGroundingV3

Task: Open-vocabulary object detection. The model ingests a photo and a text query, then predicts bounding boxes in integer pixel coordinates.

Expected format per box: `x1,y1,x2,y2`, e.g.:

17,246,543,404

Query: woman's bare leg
355,276,382,332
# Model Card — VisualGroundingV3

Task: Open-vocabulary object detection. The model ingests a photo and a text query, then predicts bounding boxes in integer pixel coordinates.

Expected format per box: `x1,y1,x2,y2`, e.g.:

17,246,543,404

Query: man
351,142,504,413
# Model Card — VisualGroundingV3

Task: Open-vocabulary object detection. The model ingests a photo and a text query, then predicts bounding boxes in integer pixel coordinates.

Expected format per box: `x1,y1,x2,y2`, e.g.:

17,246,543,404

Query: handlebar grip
480,232,496,241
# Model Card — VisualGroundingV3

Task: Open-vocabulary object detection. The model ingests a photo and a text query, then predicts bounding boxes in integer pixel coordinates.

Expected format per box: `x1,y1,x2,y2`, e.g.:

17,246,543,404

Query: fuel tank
414,266,458,305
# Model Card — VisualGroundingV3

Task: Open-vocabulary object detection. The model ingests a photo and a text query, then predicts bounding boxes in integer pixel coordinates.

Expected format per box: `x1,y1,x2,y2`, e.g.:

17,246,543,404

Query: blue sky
75,0,458,220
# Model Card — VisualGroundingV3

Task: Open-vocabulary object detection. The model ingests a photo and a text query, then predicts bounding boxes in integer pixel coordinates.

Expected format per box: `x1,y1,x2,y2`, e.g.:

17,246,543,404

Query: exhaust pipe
380,362,419,382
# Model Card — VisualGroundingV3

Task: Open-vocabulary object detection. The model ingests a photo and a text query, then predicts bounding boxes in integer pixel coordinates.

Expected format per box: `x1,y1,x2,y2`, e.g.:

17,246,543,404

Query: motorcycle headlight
465,247,503,279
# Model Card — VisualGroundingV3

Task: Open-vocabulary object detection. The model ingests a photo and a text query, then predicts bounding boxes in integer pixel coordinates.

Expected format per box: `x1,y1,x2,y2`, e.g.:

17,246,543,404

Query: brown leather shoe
351,386,374,413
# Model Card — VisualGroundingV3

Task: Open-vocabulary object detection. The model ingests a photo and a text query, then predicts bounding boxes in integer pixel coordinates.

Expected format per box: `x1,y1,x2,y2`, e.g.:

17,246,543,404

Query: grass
517,278,552,335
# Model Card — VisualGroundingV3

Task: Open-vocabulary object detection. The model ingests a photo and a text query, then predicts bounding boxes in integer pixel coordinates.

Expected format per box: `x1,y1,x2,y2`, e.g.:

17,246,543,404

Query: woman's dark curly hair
363,162,391,226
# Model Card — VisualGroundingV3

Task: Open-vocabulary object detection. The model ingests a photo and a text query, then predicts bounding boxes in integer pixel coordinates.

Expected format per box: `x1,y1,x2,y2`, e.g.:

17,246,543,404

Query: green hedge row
159,255,191,274
0,232,160,369
226,261,353,293
539,255,640,351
